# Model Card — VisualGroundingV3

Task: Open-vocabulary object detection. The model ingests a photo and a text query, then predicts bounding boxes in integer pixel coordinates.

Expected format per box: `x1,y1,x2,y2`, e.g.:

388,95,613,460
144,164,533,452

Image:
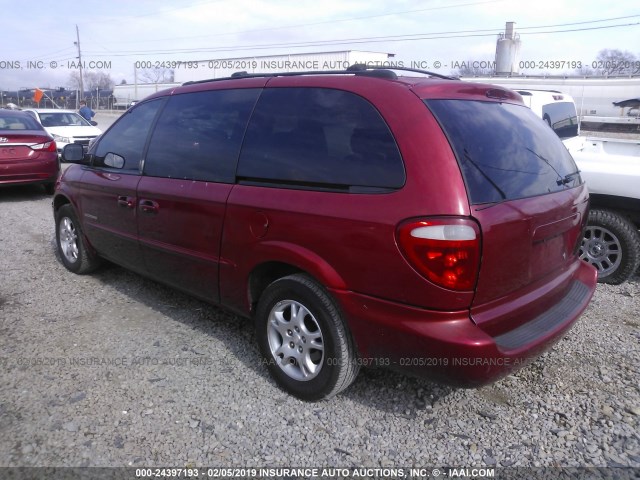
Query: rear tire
579,209,640,285
255,274,359,401
55,204,101,274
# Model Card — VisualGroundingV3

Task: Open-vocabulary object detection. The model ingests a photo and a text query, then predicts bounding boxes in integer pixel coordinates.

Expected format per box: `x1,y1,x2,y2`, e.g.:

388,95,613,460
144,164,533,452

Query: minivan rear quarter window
237,87,405,191
426,100,581,204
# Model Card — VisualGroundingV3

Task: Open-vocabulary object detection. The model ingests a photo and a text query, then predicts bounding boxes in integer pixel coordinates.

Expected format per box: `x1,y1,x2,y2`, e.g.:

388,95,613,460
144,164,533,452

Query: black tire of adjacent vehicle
255,274,360,401
55,204,101,274
44,183,55,195
583,209,640,285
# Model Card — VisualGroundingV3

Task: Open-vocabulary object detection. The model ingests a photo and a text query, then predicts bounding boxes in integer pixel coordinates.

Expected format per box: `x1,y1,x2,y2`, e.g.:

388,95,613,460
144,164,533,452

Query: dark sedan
0,109,59,194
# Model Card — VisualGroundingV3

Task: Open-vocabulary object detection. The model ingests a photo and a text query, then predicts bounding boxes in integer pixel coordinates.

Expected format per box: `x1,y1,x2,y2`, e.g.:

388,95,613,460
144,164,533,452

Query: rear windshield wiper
557,170,581,186
462,149,507,201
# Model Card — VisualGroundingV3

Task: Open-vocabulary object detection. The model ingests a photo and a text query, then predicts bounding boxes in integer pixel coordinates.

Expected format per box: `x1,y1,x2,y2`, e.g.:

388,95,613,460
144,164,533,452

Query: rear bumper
333,260,596,387
0,157,59,186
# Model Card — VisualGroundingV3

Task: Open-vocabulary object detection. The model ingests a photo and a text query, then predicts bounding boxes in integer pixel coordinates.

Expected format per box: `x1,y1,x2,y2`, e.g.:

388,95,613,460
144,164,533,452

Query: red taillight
31,140,57,152
397,218,481,291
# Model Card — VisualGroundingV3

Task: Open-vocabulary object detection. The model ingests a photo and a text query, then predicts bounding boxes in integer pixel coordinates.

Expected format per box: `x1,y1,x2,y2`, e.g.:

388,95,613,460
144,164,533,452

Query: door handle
117,196,135,208
139,199,160,214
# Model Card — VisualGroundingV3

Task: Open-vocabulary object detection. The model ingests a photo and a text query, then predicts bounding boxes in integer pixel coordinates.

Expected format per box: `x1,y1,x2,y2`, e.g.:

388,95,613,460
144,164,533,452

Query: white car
517,89,640,284
23,108,102,157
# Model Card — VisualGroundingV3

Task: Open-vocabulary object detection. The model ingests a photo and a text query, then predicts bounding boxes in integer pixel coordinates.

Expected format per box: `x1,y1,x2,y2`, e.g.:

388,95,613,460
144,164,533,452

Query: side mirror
90,120,98,126
62,143,87,163
104,152,125,169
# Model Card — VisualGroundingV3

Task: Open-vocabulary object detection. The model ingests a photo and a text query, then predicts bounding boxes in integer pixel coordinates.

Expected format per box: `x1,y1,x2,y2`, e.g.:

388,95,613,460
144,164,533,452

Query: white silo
495,22,521,75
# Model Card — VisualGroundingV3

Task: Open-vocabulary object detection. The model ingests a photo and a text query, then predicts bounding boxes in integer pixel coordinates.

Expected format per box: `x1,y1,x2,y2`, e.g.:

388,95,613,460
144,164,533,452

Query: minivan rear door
426,99,589,331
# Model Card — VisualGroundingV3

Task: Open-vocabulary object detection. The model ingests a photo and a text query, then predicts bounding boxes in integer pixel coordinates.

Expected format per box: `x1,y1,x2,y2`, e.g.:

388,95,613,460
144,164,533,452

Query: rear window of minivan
426,100,581,205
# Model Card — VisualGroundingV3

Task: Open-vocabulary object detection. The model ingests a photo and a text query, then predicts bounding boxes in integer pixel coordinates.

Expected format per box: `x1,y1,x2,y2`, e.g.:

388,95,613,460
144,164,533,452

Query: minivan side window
237,87,405,190
144,89,261,183
94,99,164,171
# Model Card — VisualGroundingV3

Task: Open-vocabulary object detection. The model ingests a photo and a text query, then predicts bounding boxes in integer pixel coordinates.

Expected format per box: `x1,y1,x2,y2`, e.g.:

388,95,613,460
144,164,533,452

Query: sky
1,0,638,90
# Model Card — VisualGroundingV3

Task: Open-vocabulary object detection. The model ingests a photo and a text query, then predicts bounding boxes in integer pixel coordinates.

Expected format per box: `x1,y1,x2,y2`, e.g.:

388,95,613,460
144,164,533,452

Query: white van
516,89,580,139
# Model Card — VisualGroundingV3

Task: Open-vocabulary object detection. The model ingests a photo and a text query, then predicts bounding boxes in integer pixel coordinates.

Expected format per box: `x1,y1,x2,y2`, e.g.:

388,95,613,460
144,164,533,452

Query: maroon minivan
54,66,597,400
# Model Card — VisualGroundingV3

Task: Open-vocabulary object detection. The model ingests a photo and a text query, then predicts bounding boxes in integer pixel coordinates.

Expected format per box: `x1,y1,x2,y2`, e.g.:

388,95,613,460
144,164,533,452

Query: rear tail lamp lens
31,141,57,152
397,218,481,291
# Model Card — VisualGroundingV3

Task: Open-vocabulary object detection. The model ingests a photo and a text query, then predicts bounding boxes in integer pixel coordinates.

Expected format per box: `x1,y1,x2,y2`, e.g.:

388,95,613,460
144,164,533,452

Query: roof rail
347,64,458,80
182,63,458,86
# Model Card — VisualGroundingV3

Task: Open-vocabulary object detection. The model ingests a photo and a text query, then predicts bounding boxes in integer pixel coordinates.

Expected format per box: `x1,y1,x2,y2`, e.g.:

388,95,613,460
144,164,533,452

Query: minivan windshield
426,100,581,205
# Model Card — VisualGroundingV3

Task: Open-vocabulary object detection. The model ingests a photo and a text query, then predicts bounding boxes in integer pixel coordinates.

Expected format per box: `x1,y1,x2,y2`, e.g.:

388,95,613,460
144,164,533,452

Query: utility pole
74,25,84,109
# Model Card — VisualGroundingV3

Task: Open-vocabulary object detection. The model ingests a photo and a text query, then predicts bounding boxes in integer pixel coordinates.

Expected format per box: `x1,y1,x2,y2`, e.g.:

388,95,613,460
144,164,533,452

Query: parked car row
23,109,102,157
0,109,60,194
0,105,104,195
53,66,598,400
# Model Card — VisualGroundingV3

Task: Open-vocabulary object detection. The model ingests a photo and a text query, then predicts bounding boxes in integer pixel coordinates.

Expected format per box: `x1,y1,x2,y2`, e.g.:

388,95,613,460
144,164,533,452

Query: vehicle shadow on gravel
50,244,453,411
0,184,52,202
346,367,455,413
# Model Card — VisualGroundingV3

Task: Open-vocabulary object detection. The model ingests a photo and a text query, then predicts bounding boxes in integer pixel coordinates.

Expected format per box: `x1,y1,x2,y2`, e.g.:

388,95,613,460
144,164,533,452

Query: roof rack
347,64,458,80
182,63,458,86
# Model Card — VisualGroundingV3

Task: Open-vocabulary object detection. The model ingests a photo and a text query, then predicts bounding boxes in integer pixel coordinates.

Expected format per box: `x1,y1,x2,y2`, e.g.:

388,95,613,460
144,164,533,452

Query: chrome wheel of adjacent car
579,224,622,277
256,274,359,401
579,209,640,285
267,299,324,381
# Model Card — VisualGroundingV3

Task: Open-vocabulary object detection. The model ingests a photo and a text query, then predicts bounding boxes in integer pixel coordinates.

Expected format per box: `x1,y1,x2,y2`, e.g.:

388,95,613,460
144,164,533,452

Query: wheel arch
248,261,305,313
52,193,73,213
53,196,101,263
589,194,640,226
244,242,348,314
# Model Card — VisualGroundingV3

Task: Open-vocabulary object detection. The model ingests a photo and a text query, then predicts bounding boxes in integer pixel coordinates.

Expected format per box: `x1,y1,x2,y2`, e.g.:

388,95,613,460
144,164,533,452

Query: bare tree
86,72,115,90
574,65,596,76
68,71,82,90
68,71,114,91
139,68,175,83
592,49,637,75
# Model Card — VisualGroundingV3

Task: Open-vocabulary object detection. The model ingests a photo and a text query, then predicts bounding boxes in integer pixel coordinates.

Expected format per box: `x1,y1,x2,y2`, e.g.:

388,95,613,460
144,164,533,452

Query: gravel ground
0,184,639,471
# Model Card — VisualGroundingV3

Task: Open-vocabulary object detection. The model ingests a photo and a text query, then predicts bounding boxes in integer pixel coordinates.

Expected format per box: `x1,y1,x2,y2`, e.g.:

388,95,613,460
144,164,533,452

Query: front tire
55,204,101,274
255,274,359,401
579,209,640,285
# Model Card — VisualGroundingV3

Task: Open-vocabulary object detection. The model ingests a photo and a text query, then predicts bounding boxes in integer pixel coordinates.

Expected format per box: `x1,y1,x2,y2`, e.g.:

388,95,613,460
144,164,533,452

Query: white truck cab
516,89,640,284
